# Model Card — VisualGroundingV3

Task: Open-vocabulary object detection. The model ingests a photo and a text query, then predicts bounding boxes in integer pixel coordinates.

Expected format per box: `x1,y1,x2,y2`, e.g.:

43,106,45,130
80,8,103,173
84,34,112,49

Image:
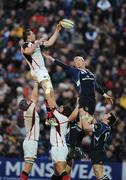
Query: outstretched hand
43,53,55,62
104,93,113,104
56,22,62,31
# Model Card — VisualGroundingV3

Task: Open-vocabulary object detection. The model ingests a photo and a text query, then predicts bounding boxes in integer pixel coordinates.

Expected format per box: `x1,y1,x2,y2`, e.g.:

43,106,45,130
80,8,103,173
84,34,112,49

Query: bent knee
54,162,66,175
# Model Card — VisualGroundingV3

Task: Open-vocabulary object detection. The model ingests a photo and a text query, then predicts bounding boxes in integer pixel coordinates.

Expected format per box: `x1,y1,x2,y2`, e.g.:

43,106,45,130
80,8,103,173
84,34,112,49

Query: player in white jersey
50,105,79,180
21,23,62,110
19,81,39,180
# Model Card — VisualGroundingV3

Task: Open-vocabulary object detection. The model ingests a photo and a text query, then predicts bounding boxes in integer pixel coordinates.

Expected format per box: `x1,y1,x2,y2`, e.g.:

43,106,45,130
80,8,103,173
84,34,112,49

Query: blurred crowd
0,0,126,162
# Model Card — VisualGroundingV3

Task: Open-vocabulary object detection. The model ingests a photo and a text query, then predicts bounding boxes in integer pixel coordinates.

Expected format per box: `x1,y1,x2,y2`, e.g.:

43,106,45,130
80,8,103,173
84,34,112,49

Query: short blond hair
74,56,85,61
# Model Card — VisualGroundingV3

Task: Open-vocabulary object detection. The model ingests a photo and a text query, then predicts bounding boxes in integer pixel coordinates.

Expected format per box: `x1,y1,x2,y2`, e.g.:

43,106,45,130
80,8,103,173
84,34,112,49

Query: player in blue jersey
43,53,112,115
82,112,117,180
43,53,113,145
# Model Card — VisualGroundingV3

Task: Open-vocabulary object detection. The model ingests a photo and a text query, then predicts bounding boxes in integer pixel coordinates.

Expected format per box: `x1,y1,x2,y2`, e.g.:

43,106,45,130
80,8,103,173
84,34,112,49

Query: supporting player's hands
35,38,45,46
76,96,79,107
34,40,42,46
103,93,113,104
43,53,55,62
31,74,38,83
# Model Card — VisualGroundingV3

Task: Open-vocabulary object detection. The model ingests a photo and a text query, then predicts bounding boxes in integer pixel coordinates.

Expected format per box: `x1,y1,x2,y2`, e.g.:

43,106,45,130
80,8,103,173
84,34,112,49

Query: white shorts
31,68,49,83
51,145,68,163
23,140,38,159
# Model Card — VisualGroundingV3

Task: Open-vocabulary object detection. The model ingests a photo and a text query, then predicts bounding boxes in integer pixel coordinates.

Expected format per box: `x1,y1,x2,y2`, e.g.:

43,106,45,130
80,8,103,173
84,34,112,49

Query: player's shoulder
22,42,32,49
25,101,36,113
95,121,110,131
86,69,94,75
94,121,102,131
53,109,68,123
53,109,64,117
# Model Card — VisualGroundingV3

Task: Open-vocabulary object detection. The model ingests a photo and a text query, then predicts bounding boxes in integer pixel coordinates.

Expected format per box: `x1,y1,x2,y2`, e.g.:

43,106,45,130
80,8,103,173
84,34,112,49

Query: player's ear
61,105,64,112
58,105,64,112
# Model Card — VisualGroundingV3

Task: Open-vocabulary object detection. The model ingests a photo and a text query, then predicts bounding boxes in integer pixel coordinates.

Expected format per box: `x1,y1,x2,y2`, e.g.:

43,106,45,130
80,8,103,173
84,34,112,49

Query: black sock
22,171,28,176
100,175,109,180
59,171,70,180
51,174,59,180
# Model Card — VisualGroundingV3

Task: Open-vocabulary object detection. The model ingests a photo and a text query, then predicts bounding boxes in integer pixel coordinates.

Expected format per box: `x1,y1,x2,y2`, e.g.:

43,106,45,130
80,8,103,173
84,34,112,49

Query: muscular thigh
51,145,68,163
23,140,38,159
41,77,53,94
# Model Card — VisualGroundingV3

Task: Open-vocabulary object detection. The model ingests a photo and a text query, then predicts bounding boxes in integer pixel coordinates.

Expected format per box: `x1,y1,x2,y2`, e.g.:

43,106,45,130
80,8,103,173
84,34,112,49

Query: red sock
61,175,71,180
60,172,71,180
47,111,53,119
20,171,28,180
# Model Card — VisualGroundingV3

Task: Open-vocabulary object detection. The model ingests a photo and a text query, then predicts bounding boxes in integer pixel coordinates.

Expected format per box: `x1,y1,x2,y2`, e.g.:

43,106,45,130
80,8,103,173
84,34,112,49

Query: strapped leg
79,108,93,128
41,77,56,109
20,157,35,180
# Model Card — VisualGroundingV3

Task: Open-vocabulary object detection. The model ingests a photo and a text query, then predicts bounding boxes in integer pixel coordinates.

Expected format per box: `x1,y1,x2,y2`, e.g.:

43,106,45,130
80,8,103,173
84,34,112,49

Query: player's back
23,102,40,141
90,121,111,151
50,110,68,146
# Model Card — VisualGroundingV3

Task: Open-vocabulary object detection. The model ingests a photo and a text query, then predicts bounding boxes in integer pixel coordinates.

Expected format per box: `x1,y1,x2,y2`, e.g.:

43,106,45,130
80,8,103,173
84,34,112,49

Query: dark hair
63,105,73,117
19,99,29,111
23,29,31,41
108,113,117,127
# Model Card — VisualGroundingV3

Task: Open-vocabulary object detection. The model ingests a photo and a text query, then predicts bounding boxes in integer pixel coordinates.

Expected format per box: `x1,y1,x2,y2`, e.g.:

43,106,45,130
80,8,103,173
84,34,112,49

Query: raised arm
31,82,38,103
69,105,79,122
95,81,104,95
43,53,78,73
42,23,62,47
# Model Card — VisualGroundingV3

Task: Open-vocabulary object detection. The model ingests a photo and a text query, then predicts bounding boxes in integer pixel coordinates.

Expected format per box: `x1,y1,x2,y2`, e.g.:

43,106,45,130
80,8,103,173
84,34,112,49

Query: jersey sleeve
54,59,80,78
95,80,104,95
40,44,45,51
40,40,46,50
53,109,68,123
54,59,72,70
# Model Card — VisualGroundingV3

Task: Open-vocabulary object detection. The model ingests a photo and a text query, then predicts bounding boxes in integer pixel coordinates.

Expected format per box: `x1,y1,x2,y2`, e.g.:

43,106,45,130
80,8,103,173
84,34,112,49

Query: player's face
27,31,36,42
102,113,111,122
74,56,85,68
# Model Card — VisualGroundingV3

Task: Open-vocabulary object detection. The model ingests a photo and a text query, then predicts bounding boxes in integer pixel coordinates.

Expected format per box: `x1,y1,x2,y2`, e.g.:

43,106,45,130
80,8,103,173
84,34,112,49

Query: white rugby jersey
23,102,40,141
50,110,69,146
21,42,48,72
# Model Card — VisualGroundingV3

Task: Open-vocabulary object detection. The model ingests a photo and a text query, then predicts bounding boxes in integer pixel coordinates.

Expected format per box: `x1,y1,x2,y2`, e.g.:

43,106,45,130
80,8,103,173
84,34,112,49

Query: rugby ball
60,19,74,29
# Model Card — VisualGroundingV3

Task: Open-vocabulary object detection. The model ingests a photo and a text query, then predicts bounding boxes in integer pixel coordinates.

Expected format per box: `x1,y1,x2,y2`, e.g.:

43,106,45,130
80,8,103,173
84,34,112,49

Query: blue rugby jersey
90,121,111,151
54,59,104,97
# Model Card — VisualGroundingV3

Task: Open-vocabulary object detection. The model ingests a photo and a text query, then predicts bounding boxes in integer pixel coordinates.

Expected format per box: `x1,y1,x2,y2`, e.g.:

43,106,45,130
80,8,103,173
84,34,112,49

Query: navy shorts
90,150,106,164
79,97,96,115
